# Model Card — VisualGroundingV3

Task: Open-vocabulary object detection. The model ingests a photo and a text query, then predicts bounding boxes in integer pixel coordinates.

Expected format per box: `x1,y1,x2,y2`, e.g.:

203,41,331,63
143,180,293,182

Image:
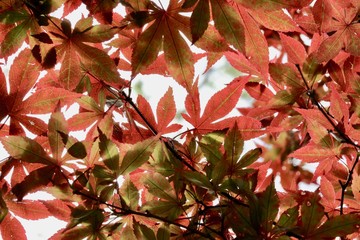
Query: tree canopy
0,0,360,239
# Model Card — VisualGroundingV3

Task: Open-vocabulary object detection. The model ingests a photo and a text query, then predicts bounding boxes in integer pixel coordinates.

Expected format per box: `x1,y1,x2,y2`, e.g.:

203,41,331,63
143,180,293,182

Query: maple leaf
312,0,360,63
0,5,35,58
183,76,248,132
131,87,182,134
129,0,195,89
68,95,114,138
0,49,77,135
38,17,123,90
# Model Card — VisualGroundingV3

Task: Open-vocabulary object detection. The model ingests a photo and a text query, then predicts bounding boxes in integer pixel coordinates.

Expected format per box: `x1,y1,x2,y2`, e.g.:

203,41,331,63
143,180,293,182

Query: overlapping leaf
130,1,194,89
183,76,249,131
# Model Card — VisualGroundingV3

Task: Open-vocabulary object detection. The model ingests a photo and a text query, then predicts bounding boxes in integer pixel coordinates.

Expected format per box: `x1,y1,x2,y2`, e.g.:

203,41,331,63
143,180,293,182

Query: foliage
0,0,360,239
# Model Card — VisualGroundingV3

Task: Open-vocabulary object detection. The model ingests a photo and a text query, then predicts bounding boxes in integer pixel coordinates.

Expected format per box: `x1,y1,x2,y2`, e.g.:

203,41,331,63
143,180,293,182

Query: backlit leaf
198,76,248,128
190,0,210,43
309,214,360,239
300,192,324,237
142,172,177,202
119,136,159,175
1,136,53,165
99,131,119,171
211,0,244,52
119,176,139,210
0,214,26,240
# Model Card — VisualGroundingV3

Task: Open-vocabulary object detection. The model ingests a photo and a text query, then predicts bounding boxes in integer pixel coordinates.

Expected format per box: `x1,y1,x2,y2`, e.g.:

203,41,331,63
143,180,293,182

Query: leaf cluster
1,0,360,239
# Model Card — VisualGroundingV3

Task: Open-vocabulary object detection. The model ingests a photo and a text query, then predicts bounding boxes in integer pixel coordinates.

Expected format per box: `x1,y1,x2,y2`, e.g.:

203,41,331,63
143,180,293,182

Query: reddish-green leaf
142,172,177,202
238,6,269,76
211,0,245,52
224,123,244,168
0,19,30,58
59,43,82,90
248,9,300,32
131,19,163,77
119,176,139,210
48,111,68,161
99,132,120,171
312,32,344,63
119,136,159,175
163,20,194,90
1,136,53,165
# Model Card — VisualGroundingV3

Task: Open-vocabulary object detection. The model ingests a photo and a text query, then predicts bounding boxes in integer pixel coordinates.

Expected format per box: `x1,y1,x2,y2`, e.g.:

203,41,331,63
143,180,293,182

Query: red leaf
238,6,269,76
248,9,301,32
198,76,248,129
6,200,50,220
319,176,337,213
182,79,201,127
0,214,26,240
279,33,307,64
40,199,71,221
289,143,340,163
156,88,181,134
245,82,274,102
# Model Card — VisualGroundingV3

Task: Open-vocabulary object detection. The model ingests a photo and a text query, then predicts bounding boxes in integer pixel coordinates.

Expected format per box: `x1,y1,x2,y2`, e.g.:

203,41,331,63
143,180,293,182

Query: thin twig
339,154,360,215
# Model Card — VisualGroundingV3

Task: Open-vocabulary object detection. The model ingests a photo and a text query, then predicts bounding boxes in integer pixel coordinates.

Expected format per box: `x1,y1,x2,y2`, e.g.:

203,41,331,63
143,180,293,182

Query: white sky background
0,1,318,239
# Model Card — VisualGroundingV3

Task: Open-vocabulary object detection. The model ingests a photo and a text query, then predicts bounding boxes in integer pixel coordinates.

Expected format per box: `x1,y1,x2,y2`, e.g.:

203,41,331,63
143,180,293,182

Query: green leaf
228,203,258,236
119,136,159,175
119,176,139,210
211,0,244,52
1,136,53,165
236,148,262,169
99,132,119,171
142,172,177,202
0,10,29,24
68,208,104,229
134,222,156,240
300,192,324,237
257,180,279,234
142,200,184,221
156,226,170,240
309,214,360,239
224,123,244,169
68,142,87,159
277,206,299,229
0,192,8,222
183,171,213,190
190,0,210,43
